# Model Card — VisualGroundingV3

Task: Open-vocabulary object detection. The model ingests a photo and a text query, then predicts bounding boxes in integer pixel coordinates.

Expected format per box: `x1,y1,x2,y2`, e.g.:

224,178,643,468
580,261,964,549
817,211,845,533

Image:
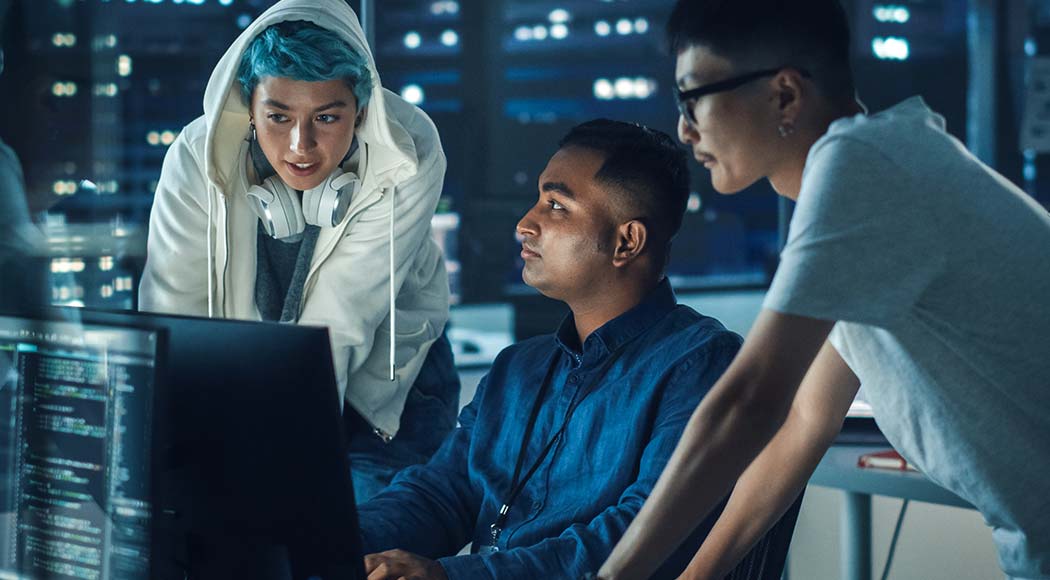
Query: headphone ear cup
246,177,306,239
330,172,361,226
303,169,361,228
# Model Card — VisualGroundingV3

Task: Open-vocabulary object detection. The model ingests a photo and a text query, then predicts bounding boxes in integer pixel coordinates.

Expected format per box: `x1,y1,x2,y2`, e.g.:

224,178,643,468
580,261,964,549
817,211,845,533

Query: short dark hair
558,119,690,269
667,0,855,102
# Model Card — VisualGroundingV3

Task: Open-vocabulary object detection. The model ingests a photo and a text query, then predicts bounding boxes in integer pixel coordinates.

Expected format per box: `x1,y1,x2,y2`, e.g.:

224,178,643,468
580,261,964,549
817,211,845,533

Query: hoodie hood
201,0,419,192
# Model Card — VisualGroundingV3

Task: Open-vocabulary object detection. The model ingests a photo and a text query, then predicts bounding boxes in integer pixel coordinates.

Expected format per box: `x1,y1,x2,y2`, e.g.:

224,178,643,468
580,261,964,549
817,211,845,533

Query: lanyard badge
479,504,511,555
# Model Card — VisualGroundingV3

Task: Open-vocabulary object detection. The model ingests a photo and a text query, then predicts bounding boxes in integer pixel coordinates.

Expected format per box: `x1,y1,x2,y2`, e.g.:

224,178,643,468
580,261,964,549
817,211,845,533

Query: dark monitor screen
75,308,364,580
0,314,161,580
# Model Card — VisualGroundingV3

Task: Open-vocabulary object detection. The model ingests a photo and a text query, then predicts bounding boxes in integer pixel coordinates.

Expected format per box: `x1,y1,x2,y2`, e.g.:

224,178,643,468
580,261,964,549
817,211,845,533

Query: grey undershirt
255,222,321,323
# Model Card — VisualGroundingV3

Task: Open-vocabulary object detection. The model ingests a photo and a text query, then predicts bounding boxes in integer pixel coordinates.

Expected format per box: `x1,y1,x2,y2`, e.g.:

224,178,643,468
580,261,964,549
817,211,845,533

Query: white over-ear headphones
247,167,362,238
244,124,363,240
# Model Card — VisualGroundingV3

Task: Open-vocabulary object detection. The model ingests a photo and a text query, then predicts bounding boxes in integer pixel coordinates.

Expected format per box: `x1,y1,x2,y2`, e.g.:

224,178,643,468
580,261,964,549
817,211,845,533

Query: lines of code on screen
0,318,157,580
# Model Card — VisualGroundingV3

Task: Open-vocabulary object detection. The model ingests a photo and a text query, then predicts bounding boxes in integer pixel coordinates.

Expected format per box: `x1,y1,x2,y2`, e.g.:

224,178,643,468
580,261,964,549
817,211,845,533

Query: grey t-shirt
255,222,320,323
765,97,1050,578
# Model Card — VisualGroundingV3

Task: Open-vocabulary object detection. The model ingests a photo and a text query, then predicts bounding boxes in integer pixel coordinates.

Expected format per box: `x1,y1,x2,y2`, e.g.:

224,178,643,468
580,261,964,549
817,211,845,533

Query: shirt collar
554,278,677,364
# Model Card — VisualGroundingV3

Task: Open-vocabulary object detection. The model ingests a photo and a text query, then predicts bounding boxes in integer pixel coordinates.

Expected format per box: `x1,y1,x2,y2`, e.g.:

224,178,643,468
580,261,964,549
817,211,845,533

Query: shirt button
568,376,579,384
532,501,542,512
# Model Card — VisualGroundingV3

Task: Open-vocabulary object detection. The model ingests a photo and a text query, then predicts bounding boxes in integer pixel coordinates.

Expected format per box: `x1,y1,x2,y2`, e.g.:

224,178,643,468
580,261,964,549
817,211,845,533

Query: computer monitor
0,312,163,580
76,308,364,580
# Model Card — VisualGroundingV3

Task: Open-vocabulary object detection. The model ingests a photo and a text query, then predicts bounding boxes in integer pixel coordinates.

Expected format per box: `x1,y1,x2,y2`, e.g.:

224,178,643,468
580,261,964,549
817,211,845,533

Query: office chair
724,491,806,580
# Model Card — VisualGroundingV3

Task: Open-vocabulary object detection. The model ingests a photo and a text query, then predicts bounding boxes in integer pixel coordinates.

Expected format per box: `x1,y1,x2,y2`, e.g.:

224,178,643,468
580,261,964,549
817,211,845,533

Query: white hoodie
139,0,449,438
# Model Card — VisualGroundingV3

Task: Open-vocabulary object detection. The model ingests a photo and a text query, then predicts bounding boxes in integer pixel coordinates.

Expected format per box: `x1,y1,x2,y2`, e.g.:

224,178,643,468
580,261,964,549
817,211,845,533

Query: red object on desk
857,449,919,472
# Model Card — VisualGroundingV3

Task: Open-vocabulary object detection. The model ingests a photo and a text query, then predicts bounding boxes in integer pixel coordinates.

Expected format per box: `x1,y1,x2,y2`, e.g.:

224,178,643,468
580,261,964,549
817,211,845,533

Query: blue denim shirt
357,280,742,579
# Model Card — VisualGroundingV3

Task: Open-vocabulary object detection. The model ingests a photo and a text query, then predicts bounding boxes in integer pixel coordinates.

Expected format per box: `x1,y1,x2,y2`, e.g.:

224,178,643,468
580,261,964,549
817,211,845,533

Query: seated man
357,119,742,580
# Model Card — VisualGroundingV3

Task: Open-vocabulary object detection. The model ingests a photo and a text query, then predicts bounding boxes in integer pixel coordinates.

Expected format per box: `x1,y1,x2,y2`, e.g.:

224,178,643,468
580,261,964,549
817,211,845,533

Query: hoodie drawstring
206,189,215,317
388,182,396,382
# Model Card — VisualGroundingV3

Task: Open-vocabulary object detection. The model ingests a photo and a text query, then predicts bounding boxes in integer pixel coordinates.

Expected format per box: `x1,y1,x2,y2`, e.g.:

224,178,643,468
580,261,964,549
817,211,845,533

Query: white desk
808,445,975,580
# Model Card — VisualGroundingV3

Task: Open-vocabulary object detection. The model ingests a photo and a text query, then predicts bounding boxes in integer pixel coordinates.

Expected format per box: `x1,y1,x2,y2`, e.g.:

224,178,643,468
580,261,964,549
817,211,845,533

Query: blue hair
237,21,373,109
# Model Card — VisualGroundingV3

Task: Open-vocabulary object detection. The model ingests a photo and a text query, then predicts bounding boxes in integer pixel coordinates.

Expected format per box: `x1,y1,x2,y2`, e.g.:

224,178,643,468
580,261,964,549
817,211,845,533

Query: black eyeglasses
675,67,812,126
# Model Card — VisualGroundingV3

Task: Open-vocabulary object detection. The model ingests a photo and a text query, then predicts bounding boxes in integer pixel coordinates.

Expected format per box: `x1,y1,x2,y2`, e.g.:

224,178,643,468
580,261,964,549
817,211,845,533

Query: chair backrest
723,491,806,580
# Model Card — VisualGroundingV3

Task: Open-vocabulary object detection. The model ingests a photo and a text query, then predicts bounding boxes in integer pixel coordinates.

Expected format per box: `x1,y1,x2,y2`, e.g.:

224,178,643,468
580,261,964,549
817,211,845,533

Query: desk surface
810,445,974,510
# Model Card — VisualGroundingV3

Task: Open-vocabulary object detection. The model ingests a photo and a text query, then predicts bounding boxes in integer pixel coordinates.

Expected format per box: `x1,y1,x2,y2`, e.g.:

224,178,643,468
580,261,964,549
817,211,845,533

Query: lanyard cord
489,342,630,546
505,357,559,506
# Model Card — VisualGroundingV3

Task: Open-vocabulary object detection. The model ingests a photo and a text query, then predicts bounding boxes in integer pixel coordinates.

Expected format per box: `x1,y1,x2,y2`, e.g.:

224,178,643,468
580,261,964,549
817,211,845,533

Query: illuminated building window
440,29,459,47
51,82,78,97
118,54,133,77
872,36,910,61
401,84,425,105
873,5,911,24
548,9,570,24
404,31,422,50
51,33,77,47
430,1,459,16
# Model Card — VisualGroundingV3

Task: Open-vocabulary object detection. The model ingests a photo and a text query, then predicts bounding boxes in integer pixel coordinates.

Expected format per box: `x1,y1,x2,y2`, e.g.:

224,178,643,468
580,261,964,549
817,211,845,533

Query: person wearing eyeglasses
598,1,1050,579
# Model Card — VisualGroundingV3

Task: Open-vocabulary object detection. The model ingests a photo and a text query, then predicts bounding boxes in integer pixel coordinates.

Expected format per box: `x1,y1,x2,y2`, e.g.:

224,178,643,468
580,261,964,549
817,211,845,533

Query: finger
363,554,382,573
367,562,392,580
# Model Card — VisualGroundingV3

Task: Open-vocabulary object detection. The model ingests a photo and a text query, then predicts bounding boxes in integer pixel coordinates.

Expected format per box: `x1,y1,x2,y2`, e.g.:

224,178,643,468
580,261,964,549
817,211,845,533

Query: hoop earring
777,122,796,138
248,121,276,181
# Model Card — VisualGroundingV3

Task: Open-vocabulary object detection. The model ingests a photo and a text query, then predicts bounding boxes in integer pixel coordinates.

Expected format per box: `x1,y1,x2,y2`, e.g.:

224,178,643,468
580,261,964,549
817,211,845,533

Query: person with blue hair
139,0,459,503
